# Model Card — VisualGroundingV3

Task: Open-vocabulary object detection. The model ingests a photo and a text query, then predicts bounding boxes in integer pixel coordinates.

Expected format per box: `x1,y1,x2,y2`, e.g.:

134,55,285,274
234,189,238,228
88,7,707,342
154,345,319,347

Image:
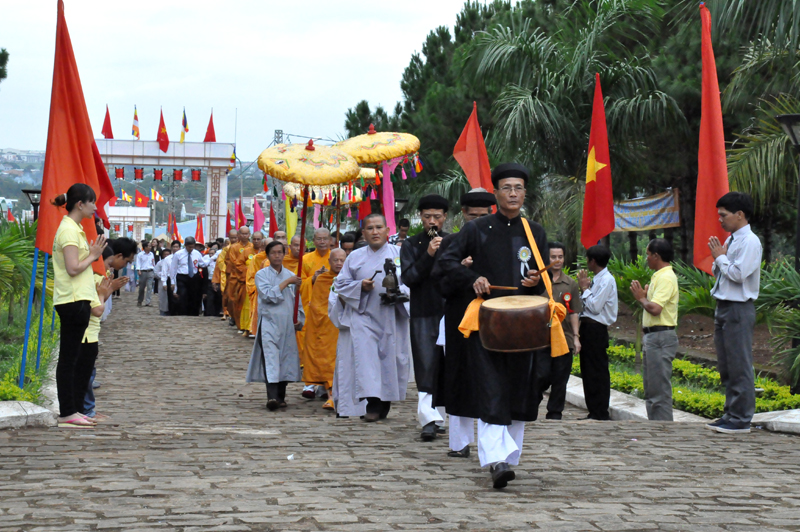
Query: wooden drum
478,295,551,353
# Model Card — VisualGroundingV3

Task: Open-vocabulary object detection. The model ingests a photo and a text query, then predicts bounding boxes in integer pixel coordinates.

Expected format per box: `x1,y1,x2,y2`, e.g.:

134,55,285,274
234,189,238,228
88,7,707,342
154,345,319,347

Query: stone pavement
3,292,800,531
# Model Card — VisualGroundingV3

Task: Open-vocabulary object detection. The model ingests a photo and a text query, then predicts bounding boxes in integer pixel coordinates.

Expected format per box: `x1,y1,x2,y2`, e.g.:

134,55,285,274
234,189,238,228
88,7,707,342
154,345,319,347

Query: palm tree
727,95,800,262
465,0,686,258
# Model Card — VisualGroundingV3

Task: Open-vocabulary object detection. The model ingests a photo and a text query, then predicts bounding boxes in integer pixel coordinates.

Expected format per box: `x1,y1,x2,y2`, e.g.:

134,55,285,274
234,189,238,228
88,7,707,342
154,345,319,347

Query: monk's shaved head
238,226,250,244
289,235,301,258
228,229,238,243
313,227,330,253
252,231,265,251
314,228,330,237
329,248,346,274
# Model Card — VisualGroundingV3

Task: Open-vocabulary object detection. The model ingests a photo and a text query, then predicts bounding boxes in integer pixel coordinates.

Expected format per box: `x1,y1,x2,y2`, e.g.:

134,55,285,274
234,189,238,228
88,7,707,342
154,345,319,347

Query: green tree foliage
344,101,401,137
0,48,8,86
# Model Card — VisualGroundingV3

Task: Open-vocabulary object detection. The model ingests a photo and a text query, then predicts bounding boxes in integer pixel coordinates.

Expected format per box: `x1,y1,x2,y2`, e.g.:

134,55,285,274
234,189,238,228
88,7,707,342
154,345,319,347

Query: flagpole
35,253,49,370
19,249,39,388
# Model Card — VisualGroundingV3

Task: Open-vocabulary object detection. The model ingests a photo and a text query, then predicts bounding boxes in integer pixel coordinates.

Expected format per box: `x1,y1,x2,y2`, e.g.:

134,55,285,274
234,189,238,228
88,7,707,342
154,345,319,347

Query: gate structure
96,139,236,240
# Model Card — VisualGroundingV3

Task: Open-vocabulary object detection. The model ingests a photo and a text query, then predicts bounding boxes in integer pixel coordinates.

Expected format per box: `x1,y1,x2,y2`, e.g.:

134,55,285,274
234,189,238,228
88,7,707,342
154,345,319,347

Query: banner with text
613,189,680,232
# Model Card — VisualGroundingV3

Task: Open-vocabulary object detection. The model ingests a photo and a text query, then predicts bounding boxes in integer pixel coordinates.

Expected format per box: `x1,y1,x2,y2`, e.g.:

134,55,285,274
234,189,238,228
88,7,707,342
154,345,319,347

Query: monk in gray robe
246,241,305,411
333,213,411,422
329,273,367,418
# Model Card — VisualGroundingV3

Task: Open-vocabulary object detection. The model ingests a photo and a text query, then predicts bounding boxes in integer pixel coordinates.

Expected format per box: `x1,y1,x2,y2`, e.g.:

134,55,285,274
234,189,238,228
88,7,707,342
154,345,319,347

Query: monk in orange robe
247,232,276,337
282,234,301,275
299,228,331,397
225,226,253,332
242,231,267,337
303,248,346,410
213,230,237,320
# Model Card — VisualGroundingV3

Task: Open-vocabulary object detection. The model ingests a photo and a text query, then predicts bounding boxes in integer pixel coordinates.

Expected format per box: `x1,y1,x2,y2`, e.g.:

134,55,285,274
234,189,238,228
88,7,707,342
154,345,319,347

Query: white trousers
417,391,445,427
449,415,476,452
477,420,525,468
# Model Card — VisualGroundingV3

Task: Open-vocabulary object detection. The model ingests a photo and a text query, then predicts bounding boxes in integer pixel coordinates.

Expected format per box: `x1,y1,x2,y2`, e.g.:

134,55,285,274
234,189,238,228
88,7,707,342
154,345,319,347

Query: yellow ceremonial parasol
334,124,420,164
258,140,360,321
282,182,364,205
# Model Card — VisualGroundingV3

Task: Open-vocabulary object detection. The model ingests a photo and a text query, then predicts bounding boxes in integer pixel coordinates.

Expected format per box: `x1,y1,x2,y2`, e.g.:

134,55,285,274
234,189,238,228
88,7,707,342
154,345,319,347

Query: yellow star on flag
586,146,607,183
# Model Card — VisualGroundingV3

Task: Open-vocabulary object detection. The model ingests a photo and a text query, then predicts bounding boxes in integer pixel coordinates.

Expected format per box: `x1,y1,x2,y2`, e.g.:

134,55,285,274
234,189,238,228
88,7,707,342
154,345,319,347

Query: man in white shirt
577,244,618,421
169,236,211,316
136,240,156,307
160,240,182,316
706,192,762,435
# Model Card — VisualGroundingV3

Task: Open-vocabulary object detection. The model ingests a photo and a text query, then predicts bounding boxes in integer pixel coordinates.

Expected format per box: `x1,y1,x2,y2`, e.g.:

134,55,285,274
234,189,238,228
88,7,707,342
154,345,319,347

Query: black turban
418,194,449,212
460,190,496,208
491,163,529,187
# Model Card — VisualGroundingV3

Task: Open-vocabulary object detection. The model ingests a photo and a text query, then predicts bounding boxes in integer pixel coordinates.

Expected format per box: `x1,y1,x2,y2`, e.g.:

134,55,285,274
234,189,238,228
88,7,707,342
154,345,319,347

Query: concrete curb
564,375,707,422
0,344,59,430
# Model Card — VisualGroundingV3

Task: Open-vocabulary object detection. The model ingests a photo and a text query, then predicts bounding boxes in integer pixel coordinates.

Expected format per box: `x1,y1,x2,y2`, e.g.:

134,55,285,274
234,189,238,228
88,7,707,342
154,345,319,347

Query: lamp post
21,189,41,221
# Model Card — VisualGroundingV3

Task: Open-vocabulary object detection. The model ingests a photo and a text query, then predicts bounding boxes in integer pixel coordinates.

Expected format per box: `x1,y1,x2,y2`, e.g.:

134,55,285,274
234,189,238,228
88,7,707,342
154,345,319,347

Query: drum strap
521,218,570,357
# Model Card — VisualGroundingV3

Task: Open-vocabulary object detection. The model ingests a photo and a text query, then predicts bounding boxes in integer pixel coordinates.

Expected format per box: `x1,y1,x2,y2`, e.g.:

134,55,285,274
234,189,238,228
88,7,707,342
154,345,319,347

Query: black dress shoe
436,425,446,434
363,412,380,422
266,399,278,411
490,462,515,489
447,445,470,458
421,422,437,441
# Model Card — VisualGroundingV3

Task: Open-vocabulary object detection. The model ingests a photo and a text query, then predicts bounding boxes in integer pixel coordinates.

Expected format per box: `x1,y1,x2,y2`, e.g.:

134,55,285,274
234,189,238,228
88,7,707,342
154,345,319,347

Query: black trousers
541,351,574,420
112,269,120,297
176,274,201,316
76,342,99,415
54,301,92,417
266,382,288,402
203,281,218,316
579,320,611,420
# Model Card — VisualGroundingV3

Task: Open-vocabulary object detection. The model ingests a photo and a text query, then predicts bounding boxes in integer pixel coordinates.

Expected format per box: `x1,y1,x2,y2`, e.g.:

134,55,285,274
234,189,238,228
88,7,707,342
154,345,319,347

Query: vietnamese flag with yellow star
157,110,169,153
134,189,149,208
580,73,615,250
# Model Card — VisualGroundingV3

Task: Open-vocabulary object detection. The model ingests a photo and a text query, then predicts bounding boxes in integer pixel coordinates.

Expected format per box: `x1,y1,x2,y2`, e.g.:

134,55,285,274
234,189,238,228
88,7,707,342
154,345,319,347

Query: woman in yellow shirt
51,184,108,428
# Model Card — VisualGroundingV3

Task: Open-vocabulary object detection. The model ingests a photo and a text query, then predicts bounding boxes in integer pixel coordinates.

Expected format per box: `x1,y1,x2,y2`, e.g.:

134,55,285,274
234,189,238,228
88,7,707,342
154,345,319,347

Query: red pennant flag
358,199,371,221
694,3,730,275
580,73,615,250
7,208,16,223
134,189,149,208
453,101,493,193
235,199,247,229
101,104,113,139
225,207,232,235
157,109,169,153
167,212,174,239
35,1,116,276
203,112,216,142
268,201,278,238
195,214,205,244
107,196,117,207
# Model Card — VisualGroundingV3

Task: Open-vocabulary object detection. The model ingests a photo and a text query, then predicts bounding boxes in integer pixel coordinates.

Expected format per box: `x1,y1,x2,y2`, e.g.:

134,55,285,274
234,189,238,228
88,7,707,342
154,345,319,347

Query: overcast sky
0,0,468,160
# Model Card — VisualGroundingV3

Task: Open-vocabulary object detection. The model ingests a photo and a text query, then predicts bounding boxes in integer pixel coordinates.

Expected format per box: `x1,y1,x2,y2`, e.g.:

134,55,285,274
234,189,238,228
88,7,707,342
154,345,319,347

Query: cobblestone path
2,292,800,531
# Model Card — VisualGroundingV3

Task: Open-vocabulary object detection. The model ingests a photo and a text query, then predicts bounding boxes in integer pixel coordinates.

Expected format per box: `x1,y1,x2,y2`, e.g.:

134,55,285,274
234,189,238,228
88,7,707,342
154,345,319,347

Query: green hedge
572,343,800,419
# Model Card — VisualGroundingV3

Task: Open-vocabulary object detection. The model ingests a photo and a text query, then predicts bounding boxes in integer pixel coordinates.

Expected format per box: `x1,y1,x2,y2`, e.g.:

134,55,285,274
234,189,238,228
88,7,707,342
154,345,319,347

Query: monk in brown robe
225,226,253,332
303,248,346,410
299,228,331,398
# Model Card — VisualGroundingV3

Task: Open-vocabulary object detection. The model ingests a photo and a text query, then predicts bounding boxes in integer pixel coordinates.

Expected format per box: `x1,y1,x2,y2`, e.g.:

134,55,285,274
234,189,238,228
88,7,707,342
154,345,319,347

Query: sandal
322,399,335,410
58,416,95,429
447,445,470,458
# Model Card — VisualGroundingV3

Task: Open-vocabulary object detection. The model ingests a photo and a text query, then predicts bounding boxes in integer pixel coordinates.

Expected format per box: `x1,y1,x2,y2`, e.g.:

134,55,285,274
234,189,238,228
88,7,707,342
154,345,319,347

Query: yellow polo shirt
82,274,105,344
52,216,100,306
643,265,679,327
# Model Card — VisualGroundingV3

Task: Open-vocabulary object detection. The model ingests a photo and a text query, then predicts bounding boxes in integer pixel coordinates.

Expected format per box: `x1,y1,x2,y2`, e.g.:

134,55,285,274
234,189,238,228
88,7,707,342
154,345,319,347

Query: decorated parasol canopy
257,140,360,322
334,124,420,165
257,140,360,186
283,182,364,206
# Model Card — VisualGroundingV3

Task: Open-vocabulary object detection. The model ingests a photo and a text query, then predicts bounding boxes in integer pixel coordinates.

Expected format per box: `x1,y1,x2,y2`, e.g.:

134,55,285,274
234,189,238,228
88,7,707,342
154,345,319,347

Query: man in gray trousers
135,240,155,307
706,192,762,434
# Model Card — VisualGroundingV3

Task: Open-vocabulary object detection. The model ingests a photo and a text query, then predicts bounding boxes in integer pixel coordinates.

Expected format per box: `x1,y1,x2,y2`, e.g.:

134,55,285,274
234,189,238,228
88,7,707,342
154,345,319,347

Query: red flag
157,110,169,153
7,209,16,223
101,104,113,139
268,202,278,238
195,214,205,244
35,1,116,276
580,73,615,250
203,112,216,142
107,196,117,207
134,189,149,208
453,101,493,192
694,4,730,275
235,199,247,229
253,197,265,233
358,199,371,221
167,212,174,239
225,207,232,235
